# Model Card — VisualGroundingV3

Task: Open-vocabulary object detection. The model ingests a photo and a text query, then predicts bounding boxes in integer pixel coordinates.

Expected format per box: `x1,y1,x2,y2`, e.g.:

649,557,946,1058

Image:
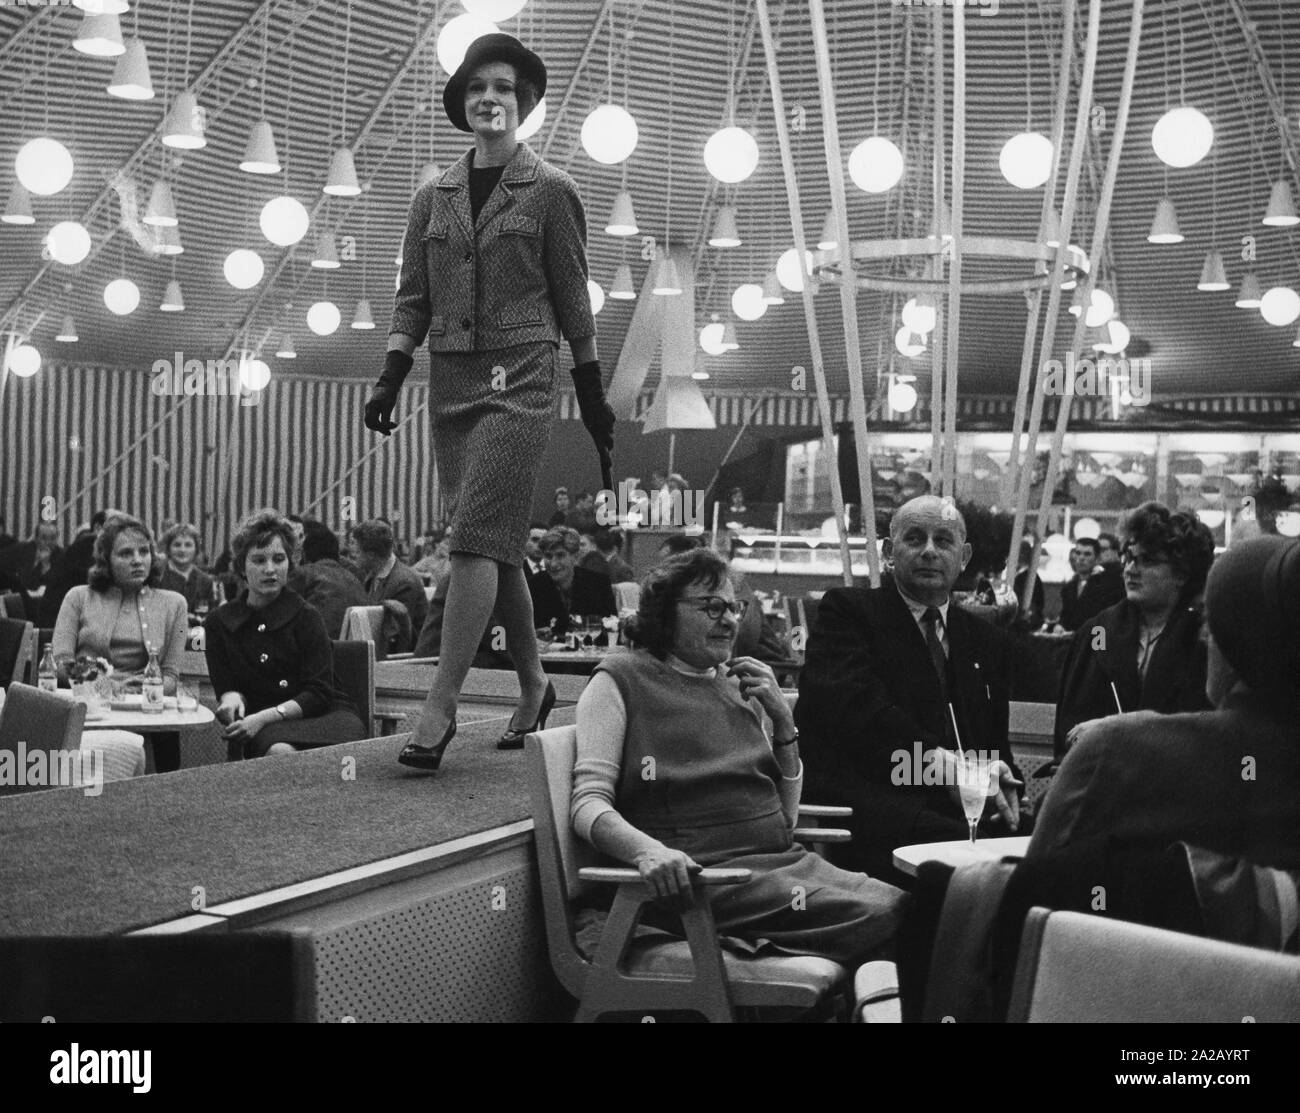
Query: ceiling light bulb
307,301,341,336
45,220,92,266
888,380,918,413
703,126,759,184
223,248,265,289
1151,105,1214,168
260,195,310,246
848,136,904,193
103,277,140,316
998,131,1053,189
581,104,639,164
6,343,41,377
15,137,74,196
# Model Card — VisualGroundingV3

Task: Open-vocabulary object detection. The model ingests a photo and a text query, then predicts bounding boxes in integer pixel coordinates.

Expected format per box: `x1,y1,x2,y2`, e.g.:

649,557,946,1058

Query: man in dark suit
796,495,1028,880
291,520,369,638
351,519,428,651
1058,537,1125,631
528,525,615,637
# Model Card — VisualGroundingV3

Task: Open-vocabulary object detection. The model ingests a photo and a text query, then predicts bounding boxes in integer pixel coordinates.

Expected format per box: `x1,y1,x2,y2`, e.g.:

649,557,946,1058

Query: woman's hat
443,33,547,134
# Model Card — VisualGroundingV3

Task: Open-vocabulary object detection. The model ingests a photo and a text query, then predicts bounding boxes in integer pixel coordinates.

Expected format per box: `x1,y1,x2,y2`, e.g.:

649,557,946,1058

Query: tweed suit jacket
391,142,596,353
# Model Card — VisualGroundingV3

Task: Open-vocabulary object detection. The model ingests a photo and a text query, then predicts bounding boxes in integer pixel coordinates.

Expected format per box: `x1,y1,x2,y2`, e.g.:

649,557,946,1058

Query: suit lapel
1095,604,1141,711
435,151,474,242
475,143,540,233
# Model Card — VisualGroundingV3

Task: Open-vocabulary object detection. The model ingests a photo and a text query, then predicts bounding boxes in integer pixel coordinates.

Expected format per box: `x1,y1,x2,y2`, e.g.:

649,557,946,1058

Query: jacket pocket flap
501,215,540,236
423,220,450,240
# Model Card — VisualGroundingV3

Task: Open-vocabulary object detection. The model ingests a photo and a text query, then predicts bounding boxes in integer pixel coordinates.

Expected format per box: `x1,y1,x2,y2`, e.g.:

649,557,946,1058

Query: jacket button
257,624,266,632
461,317,471,329
279,680,289,689
463,251,472,262
259,653,269,663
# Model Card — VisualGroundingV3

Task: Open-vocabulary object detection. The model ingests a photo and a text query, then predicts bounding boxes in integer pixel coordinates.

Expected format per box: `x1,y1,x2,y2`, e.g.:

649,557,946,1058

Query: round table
892,835,1031,878
82,705,215,732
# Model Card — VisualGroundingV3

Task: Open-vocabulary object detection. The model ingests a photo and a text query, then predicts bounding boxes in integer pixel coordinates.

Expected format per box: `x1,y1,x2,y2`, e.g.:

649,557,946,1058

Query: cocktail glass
955,755,991,845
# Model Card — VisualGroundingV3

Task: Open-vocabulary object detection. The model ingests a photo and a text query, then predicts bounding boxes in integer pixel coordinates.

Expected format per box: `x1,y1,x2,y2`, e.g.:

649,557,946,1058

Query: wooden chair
0,592,26,620
1,618,37,688
1008,907,1300,1023
0,683,85,797
526,724,874,1022
331,639,406,737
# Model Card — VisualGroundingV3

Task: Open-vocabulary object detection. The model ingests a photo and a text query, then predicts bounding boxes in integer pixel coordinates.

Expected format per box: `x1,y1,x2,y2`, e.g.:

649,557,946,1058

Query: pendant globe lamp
605,190,638,236
107,37,155,100
609,262,635,300
15,137,74,196
581,105,639,164
1259,286,1300,328
1151,106,1213,168
1197,251,1229,292
73,11,125,57
1235,273,1263,309
2,182,34,225
708,205,740,248
324,147,361,197
1147,197,1183,244
143,180,177,227
1262,180,1300,228
240,120,280,175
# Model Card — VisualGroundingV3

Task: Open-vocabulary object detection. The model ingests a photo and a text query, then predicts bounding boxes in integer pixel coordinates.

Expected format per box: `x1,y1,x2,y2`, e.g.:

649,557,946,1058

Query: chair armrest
793,827,851,844
577,867,753,886
374,708,407,736
386,652,415,660
798,804,853,819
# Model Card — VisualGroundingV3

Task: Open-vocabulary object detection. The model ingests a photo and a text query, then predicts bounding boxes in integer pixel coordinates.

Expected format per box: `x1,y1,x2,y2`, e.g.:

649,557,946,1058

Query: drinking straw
1110,682,1123,714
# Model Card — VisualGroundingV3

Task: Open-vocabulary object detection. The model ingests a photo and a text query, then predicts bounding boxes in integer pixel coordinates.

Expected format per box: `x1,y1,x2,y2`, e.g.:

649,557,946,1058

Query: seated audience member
42,509,114,628
203,510,365,758
1058,536,1126,631
795,496,1028,880
351,519,428,652
589,527,634,584
159,522,216,619
293,520,369,639
1053,502,1214,758
565,491,598,534
528,526,615,638
52,513,188,772
656,533,701,562
0,522,62,615
1011,540,1046,630
1096,531,1122,568
572,547,907,964
522,526,547,576
724,486,749,527
548,487,571,528
577,527,608,579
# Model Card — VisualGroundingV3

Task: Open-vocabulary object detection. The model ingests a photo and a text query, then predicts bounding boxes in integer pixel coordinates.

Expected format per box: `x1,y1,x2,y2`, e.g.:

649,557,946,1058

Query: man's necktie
922,606,958,747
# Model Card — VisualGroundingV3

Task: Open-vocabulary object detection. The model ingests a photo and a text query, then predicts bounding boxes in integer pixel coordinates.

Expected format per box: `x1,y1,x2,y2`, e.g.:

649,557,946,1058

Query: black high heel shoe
497,681,556,750
398,717,457,771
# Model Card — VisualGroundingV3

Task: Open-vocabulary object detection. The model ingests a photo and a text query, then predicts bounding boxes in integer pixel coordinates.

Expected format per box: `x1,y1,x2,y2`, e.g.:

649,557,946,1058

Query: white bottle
142,646,164,713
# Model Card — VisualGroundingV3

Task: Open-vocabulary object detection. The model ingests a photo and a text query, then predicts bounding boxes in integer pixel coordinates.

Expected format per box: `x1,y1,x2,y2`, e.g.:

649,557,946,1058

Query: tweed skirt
429,341,557,567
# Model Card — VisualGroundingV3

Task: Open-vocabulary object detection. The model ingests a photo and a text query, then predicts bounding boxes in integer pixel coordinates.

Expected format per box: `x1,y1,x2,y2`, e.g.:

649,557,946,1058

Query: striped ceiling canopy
2,0,1299,404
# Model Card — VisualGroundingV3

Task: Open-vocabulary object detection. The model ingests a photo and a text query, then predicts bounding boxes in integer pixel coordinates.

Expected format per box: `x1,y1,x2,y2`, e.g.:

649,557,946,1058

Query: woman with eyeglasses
1053,501,1216,758
570,548,907,966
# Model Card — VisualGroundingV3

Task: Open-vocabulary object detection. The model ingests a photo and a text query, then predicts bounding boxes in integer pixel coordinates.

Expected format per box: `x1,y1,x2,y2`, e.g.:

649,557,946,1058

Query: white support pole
929,4,946,492
754,0,858,587
942,0,967,499
806,0,881,586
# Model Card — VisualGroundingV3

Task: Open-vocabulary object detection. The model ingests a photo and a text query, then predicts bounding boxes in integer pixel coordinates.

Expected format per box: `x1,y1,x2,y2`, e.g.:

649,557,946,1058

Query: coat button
463,251,472,262
279,680,289,689
259,653,269,663
257,624,266,632
461,317,471,329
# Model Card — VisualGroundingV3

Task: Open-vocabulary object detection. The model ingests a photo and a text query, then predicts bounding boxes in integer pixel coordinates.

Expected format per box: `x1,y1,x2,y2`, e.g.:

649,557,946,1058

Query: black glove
570,360,615,492
364,349,414,436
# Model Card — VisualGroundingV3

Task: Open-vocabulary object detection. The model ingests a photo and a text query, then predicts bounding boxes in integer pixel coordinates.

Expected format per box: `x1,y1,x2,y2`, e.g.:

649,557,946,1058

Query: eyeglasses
1122,550,1169,570
680,596,748,621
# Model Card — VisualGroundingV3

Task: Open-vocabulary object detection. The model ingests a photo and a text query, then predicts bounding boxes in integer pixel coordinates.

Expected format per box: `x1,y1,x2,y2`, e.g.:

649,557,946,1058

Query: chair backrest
612,581,641,612
801,593,823,632
1008,907,1300,1023
331,639,375,736
0,683,86,796
525,725,603,996
340,606,387,655
1,618,37,688
1,592,26,621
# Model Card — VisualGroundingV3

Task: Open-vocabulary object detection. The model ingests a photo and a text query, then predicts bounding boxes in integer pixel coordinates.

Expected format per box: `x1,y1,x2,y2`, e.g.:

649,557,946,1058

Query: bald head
890,496,967,542
886,496,971,606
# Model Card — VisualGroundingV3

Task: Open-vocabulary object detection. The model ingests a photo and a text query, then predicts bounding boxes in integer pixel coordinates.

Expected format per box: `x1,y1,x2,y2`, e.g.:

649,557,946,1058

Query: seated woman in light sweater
53,513,189,772
571,547,907,965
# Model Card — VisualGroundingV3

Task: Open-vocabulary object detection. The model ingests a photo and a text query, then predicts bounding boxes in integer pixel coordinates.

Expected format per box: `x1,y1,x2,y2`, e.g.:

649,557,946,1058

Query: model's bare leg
495,563,549,729
408,552,498,749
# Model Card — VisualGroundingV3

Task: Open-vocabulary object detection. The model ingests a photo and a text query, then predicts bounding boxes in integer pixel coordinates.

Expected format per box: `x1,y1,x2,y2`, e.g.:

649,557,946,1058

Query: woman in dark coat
1053,502,1216,758
203,510,364,759
364,34,614,771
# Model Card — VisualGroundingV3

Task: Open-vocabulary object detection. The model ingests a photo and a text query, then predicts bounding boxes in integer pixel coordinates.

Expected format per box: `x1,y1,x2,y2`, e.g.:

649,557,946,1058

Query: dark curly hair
624,548,730,659
88,514,164,592
229,509,297,583
540,525,581,555
1121,501,1215,601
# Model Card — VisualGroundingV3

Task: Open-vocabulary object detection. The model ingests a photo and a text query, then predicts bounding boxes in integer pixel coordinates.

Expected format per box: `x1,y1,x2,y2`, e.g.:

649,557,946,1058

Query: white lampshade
162,90,206,149
848,136,904,193
311,229,340,269
56,316,79,343
732,283,767,321
154,224,184,255
692,370,710,381
761,273,785,306
15,137,74,196
436,13,498,75
1147,197,1183,244
72,11,125,57
2,181,35,225
1092,318,1131,353
351,298,376,329
74,1,131,13
103,277,140,316
1197,251,1229,291
605,190,639,236
708,205,740,248
998,132,1053,189
160,280,184,312
107,37,154,100
894,326,925,358
818,211,837,251
223,249,265,289
461,1,528,19
699,322,727,355
45,220,92,266
651,256,682,295
239,356,271,392
1235,273,1263,309
239,120,280,175
776,247,814,292
586,279,605,316
1085,287,1115,328
1151,105,1214,168
1293,325,1300,349
703,126,759,184
323,147,361,197
6,343,41,377
901,294,937,335
307,300,341,335
517,96,546,140
1259,286,1300,327
276,334,297,359
581,104,639,164
260,195,310,246
888,379,918,413
418,162,442,188
609,262,635,300
143,180,176,227
719,320,739,351
1263,180,1300,228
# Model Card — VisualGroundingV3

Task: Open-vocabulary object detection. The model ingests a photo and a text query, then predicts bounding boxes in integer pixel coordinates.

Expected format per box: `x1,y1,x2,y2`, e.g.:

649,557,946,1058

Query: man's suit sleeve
795,588,939,779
